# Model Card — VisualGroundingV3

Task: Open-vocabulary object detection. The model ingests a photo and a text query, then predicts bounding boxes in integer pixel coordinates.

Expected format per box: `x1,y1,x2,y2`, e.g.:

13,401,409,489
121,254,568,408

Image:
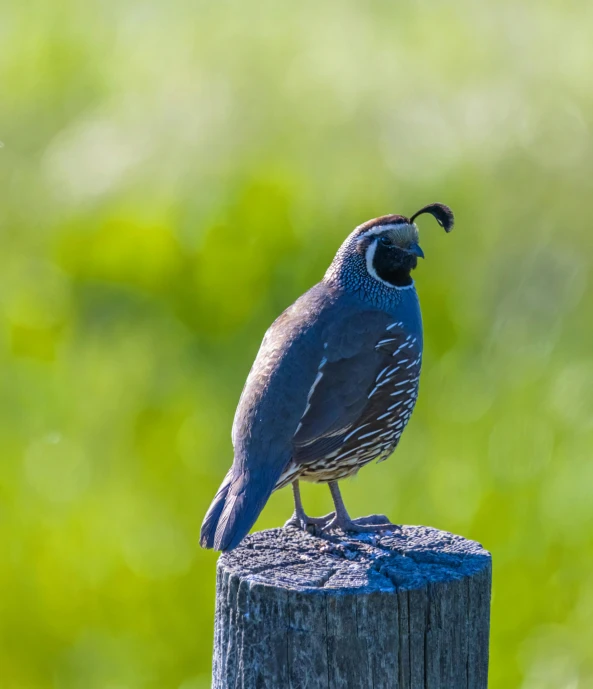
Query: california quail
200,203,454,551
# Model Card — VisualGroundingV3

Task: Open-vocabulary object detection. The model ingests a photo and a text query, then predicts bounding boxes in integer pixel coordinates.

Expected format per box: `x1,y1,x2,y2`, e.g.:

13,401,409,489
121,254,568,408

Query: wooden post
212,526,491,689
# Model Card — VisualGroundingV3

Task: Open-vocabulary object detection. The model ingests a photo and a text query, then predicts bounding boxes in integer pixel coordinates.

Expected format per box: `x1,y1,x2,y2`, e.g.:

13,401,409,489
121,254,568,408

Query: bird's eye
378,236,391,246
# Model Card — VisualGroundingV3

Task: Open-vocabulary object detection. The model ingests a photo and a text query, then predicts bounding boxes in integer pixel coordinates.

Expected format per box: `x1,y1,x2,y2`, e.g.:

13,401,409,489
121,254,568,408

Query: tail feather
200,469,233,549
200,466,283,551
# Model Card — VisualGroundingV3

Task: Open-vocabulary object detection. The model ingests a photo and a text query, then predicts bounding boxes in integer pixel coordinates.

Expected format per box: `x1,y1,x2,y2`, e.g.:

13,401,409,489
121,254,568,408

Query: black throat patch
372,242,416,287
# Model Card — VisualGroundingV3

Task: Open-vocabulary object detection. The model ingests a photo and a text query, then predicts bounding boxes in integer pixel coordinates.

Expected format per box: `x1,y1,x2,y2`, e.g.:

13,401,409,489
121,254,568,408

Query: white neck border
365,239,416,291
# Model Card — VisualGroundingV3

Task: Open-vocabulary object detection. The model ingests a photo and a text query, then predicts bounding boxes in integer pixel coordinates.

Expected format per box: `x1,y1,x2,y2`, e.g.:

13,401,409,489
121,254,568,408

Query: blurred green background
1,0,593,687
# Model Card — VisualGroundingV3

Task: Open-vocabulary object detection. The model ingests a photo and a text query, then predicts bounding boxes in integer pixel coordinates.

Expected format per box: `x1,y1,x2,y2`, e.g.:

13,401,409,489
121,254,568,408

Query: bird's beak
409,242,425,259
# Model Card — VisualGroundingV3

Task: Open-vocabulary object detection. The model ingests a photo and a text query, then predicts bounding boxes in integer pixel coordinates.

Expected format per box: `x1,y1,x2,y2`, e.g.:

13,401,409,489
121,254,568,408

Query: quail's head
353,203,454,288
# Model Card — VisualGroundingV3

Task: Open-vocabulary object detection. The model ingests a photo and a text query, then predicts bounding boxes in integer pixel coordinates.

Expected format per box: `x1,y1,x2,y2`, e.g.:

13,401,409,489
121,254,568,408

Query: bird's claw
325,513,400,534
284,512,336,534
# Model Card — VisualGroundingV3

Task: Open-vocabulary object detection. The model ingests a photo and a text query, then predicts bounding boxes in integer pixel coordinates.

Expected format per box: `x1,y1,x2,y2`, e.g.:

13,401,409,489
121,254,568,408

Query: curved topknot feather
410,203,454,233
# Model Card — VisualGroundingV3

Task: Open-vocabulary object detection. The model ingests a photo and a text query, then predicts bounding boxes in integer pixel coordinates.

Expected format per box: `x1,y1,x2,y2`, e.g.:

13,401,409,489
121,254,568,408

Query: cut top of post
218,525,491,593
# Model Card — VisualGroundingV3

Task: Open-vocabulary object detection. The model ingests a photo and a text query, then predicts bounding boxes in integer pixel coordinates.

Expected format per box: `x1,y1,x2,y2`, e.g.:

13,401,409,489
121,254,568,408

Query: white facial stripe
365,239,380,280
364,238,415,290
358,223,413,240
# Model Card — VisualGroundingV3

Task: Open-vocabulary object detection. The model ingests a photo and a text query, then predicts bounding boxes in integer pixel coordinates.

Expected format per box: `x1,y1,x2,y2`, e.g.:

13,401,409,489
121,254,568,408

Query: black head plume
410,203,454,233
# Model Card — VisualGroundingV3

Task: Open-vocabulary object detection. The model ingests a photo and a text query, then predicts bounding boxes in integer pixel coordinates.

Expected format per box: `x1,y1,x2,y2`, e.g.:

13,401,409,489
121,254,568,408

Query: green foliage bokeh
1,1,593,687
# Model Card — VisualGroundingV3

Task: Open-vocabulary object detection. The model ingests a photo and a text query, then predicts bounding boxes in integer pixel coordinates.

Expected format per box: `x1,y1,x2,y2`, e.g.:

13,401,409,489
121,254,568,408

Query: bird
200,203,454,551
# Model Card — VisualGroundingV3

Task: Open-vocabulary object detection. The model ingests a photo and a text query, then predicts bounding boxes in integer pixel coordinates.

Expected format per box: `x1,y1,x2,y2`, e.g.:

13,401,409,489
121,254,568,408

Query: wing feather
292,316,419,465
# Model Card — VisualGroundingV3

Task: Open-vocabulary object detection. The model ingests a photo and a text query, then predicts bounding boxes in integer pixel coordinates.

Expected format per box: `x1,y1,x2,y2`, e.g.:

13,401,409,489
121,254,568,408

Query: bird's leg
284,481,335,532
325,481,398,533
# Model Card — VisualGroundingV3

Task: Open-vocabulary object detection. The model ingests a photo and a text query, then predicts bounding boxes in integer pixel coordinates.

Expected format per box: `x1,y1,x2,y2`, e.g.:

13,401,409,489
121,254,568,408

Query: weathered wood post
212,526,491,688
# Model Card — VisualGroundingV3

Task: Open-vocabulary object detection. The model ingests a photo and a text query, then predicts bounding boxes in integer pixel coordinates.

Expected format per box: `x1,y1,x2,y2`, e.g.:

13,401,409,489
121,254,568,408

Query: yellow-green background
2,1,593,687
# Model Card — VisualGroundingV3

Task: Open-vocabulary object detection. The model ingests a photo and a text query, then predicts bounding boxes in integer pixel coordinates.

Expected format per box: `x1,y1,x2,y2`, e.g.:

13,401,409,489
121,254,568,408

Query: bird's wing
292,312,421,464
231,283,335,474
207,284,335,550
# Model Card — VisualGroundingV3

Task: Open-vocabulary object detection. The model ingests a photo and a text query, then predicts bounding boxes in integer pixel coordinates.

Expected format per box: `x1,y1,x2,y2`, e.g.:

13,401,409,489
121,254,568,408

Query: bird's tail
200,466,282,551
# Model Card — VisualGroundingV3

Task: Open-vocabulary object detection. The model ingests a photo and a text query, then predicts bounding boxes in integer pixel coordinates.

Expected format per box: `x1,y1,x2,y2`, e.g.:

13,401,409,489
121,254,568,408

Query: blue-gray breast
201,203,454,551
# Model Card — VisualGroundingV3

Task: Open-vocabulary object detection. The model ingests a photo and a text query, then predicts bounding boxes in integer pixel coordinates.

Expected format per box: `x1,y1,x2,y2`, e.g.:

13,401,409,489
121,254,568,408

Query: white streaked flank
376,365,390,381
342,423,369,443
357,429,383,440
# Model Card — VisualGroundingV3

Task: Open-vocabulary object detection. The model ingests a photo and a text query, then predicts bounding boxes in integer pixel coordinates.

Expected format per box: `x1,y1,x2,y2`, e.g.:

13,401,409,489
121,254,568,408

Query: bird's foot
284,512,335,534
324,513,400,534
